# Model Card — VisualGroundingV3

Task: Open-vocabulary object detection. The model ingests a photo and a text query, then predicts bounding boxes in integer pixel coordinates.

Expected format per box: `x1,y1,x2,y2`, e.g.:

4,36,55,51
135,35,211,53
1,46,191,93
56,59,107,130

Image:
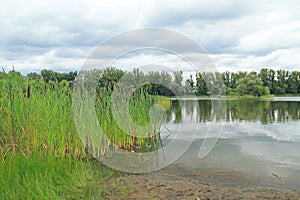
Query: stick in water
271,173,285,185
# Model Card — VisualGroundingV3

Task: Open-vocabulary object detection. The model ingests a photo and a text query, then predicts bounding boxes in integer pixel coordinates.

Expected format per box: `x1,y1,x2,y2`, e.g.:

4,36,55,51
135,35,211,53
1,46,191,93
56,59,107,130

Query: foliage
40,69,77,83
23,67,300,97
1,68,169,157
193,69,299,97
236,72,270,96
0,67,172,199
0,71,121,199
1,66,299,199
27,72,42,80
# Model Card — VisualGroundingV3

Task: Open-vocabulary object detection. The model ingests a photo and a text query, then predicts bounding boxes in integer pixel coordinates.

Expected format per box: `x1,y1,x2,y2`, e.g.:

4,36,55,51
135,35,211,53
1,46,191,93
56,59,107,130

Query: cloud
144,0,250,26
2,50,84,74
211,48,300,72
0,0,300,74
236,21,300,55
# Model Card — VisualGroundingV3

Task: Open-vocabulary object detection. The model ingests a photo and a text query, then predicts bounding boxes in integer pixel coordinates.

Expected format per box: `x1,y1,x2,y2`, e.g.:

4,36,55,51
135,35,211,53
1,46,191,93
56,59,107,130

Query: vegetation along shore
0,67,299,199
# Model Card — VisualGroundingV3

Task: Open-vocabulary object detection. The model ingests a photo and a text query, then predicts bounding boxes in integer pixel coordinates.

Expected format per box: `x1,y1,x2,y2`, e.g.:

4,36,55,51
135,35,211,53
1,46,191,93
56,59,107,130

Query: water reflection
167,99,300,124
162,97,300,189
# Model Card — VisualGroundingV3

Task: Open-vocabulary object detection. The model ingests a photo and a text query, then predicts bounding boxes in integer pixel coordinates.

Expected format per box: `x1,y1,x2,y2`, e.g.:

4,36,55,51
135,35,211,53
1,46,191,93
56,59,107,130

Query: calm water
161,97,300,189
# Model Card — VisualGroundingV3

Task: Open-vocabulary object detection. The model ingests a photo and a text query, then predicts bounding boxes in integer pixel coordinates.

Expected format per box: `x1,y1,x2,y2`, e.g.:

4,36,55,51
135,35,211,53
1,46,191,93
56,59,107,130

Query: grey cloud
54,47,91,59
1,0,300,74
145,0,250,27
102,28,209,54
0,46,49,61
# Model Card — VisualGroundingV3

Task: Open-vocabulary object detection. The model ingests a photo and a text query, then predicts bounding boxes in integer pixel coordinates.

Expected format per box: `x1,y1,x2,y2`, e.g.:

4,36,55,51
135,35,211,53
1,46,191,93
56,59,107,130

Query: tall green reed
0,70,168,160
0,73,86,160
94,84,164,153
0,72,119,199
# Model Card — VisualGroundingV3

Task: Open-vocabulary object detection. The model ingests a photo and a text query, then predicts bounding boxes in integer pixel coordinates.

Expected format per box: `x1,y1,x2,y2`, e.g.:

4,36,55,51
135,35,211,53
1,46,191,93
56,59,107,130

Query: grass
175,94,277,99
0,153,115,200
0,74,85,159
222,94,276,99
95,86,159,151
156,95,171,109
72,73,168,155
0,71,165,199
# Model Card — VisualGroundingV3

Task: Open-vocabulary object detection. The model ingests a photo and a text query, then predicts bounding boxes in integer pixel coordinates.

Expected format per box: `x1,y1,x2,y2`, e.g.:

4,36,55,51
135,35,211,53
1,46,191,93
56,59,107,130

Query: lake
160,97,300,190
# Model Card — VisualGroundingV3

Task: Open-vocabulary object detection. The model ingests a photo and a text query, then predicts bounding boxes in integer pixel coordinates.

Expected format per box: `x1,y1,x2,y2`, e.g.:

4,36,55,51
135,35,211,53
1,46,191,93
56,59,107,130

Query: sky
1,0,300,74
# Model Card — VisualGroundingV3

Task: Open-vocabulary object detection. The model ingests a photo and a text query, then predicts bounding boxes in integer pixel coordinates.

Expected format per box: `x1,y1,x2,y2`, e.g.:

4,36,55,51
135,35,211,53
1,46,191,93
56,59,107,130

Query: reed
0,72,114,199
0,73,86,159
93,84,164,153
0,70,166,198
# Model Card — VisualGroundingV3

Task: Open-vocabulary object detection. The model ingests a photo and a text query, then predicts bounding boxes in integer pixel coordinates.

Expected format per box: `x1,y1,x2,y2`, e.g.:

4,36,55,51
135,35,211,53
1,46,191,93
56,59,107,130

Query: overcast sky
1,0,300,74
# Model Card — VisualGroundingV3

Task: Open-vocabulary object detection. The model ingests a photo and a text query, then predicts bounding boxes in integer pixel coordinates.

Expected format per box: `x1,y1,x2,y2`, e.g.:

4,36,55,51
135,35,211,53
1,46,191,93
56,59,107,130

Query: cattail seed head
27,81,30,99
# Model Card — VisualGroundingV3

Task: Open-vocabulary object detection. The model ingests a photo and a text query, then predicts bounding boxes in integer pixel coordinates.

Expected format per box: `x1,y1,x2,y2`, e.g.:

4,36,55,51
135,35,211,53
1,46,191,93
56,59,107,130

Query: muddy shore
103,166,300,200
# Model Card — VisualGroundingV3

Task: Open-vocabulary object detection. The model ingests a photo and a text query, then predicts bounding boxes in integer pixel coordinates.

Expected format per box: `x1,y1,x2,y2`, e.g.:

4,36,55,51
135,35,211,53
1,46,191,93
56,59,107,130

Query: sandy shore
103,168,300,200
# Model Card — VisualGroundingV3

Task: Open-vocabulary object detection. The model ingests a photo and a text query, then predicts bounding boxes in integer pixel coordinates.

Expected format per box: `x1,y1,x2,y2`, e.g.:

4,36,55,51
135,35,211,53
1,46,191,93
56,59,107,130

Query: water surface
161,97,300,189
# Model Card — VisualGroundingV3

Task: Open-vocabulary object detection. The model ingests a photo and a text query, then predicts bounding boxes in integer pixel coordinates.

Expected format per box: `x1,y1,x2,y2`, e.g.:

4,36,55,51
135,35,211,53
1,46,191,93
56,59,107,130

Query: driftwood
271,172,285,185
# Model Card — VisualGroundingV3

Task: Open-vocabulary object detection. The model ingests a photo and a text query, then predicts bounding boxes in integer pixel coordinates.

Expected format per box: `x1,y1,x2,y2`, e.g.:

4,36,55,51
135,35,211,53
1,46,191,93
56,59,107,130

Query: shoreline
169,95,300,100
103,168,300,200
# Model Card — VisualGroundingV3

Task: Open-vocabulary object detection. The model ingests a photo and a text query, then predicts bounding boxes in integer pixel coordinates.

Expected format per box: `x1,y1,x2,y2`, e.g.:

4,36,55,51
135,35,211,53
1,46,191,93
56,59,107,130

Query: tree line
1,68,300,97
185,68,300,96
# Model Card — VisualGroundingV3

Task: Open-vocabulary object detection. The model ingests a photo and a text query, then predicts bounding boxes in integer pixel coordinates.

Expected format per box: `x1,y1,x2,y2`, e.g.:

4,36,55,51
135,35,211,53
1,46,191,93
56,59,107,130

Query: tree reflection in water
165,99,300,124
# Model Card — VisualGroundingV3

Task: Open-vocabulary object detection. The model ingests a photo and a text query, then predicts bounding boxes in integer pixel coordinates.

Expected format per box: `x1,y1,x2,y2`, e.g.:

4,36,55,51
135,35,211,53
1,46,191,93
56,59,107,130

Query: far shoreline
168,94,300,100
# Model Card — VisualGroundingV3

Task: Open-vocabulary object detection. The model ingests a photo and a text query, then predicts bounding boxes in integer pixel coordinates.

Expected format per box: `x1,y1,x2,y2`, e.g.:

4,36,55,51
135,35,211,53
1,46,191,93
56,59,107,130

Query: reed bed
0,70,169,199
96,85,164,152
73,75,167,157
0,73,85,160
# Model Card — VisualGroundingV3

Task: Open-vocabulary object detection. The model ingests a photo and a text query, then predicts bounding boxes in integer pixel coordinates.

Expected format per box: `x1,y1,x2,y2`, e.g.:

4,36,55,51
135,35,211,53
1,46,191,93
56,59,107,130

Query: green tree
268,69,276,94
66,71,77,82
173,71,183,86
236,72,270,96
195,72,208,96
41,69,57,83
287,71,299,94
172,71,184,95
230,71,246,90
259,68,268,87
27,72,42,80
185,74,195,95
275,70,288,94
203,72,225,96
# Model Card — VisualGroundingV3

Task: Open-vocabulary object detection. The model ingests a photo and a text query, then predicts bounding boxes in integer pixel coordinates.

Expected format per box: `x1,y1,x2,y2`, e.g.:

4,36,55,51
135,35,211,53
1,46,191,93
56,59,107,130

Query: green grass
181,94,276,99
0,71,165,199
0,74,85,158
222,94,276,99
155,95,171,109
0,153,115,200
